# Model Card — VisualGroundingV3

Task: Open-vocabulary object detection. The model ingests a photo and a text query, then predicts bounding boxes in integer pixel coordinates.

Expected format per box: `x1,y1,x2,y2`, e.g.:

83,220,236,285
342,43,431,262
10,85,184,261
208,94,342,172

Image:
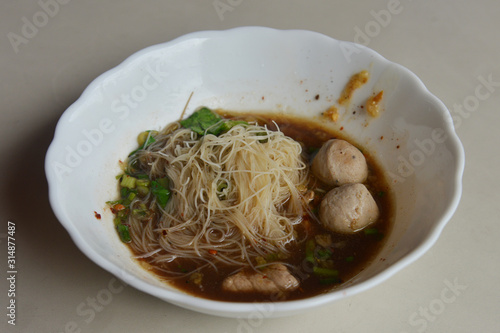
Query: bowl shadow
3,106,111,286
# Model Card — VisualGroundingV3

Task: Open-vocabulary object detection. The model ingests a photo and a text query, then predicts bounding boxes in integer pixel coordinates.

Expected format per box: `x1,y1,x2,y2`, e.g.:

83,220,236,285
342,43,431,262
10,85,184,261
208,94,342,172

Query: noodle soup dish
45,27,464,317
108,108,393,302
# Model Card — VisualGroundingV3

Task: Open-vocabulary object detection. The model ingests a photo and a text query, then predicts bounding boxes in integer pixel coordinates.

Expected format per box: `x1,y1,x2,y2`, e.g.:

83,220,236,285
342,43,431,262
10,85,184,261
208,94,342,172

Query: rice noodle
126,121,309,273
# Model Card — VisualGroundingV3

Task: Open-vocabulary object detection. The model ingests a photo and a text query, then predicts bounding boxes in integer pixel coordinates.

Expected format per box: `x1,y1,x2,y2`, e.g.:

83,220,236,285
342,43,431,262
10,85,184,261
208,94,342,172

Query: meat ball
319,183,379,234
311,139,368,186
222,264,299,294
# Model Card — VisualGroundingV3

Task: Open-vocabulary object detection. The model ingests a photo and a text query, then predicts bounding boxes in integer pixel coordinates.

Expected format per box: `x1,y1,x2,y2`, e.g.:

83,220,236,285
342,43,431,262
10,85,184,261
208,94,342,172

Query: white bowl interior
45,27,464,317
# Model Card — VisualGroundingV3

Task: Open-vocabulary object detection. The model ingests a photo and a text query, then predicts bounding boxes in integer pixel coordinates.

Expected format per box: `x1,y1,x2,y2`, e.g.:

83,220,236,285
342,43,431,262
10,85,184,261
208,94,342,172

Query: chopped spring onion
305,239,316,263
132,208,149,217
116,209,129,220
120,175,137,189
116,224,131,243
135,178,151,197
256,131,269,143
136,179,150,187
316,248,332,261
217,180,228,192
364,227,384,241
127,191,136,202
136,185,149,197
216,180,228,199
364,228,379,235
313,266,339,278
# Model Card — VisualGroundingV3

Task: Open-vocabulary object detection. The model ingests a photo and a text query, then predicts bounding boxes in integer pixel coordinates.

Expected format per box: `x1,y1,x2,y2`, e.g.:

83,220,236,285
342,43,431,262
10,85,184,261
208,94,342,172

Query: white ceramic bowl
45,27,464,317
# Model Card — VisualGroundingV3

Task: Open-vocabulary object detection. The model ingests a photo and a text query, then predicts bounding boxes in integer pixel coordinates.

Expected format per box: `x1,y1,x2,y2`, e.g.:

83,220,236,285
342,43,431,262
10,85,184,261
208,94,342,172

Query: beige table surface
1,1,499,332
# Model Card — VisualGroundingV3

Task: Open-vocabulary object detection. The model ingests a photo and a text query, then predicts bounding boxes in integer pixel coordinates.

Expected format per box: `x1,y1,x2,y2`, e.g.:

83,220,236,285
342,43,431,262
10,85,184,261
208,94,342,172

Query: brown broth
133,112,393,302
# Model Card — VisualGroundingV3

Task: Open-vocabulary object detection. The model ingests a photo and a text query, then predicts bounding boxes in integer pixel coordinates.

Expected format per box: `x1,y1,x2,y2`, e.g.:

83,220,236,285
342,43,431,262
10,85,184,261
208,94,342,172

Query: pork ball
319,183,379,234
311,139,368,186
222,264,299,294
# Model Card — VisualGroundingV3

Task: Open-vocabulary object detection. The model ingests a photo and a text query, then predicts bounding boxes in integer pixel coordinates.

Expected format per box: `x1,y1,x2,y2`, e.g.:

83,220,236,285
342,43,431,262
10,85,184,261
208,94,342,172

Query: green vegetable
221,120,248,133
128,132,157,156
316,248,332,261
180,107,223,135
106,199,122,206
364,228,379,235
364,227,384,241
116,209,129,220
120,187,129,198
216,180,228,199
217,180,228,192
132,208,149,217
158,177,169,188
345,256,354,262
135,178,151,197
136,179,150,187
116,224,131,243
136,185,149,197
128,160,139,173
313,266,339,278
151,177,171,208
180,107,247,136
115,187,137,206
132,204,151,218
305,239,316,263
256,132,269,143
127,192,136,201
120,175,137,189
319,277,342,285
137,130,158,146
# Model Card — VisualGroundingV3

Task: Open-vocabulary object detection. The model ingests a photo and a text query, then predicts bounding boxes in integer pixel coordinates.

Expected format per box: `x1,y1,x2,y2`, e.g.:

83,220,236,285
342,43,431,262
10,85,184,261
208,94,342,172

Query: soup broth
110,111,393,302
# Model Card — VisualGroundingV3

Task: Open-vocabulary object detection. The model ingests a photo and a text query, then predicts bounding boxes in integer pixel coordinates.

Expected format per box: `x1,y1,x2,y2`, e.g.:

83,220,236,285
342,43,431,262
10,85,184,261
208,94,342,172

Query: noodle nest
127,122,309,273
